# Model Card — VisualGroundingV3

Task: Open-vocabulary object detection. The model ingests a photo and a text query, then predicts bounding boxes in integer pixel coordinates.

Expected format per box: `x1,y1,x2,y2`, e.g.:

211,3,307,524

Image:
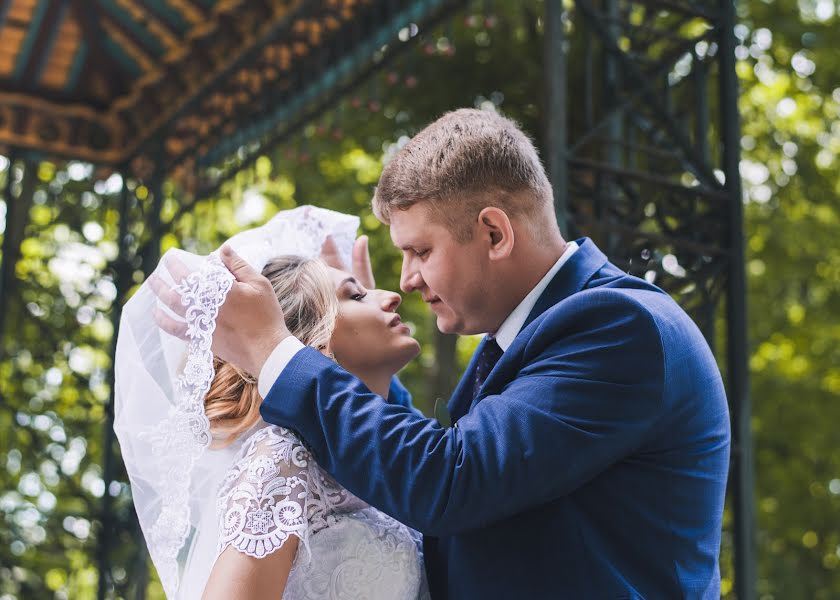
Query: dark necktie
473,337,504,400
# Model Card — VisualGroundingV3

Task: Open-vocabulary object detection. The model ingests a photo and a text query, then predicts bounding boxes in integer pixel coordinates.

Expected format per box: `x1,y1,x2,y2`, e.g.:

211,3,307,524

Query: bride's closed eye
340,281,367,301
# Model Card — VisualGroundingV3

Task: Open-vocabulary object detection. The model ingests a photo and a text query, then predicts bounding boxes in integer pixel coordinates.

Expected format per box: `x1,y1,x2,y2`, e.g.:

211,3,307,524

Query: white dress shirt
492,241,578,351
257,241,579,398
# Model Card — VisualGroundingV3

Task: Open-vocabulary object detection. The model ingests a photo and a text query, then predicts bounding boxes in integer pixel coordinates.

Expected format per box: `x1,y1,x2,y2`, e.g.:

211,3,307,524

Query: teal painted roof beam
200,0,449,166
12,0,50,81
30,0,70,87
98,0,166,57
143,0,189,33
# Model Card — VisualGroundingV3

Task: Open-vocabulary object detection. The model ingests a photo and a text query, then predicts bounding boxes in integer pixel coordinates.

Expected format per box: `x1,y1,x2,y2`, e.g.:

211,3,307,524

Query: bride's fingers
153,307,188,339
352,235,375,289
148,274,187,318
320,235,347,270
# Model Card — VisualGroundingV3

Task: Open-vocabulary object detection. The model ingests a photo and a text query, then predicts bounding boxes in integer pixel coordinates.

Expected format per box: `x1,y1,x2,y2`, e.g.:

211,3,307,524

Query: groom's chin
434,314,462,336
437,315,487,337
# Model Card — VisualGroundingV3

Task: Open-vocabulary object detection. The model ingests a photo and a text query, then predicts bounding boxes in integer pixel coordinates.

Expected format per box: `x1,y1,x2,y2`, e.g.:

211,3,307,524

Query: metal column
143,172,165,277
97,177,134,600
0,153,16,358
718,0,756,596
544,0,568,236
0,156,34,360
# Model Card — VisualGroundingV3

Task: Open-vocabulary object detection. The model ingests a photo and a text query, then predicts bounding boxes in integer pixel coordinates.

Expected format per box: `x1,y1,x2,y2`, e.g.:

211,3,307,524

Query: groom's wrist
257,336,305,397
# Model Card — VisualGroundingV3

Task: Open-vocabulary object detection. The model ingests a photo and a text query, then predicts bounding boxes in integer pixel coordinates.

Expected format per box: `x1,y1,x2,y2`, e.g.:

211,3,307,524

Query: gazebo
0,0,754,597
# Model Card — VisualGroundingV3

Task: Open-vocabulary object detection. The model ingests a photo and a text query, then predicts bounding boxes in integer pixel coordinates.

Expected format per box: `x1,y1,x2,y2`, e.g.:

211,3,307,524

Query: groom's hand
152,246,290,377
214,246,290,375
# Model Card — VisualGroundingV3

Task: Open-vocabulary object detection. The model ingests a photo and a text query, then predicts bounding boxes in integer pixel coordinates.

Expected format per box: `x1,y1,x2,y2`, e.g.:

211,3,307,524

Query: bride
114,207,428,599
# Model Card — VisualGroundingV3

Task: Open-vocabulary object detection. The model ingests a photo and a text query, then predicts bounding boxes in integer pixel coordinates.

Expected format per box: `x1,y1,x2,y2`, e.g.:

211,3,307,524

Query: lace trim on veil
138,254,234,596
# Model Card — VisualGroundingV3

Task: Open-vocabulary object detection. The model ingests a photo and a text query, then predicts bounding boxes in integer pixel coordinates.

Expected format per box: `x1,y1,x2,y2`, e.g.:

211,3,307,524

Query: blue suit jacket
261,238,730,599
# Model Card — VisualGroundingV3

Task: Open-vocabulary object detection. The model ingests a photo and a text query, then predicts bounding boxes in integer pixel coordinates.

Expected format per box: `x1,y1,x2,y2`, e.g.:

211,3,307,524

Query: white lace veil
114,206,359,598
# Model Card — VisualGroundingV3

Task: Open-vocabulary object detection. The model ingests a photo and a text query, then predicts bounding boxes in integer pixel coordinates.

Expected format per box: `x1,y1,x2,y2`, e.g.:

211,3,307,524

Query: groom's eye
415,249,429,258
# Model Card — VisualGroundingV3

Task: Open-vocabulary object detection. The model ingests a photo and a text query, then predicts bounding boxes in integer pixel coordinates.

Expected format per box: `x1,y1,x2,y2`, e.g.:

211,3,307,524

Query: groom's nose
400,260,423,293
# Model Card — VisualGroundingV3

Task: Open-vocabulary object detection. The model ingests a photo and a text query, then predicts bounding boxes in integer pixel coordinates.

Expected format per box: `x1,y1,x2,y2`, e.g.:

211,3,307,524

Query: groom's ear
478,207,514,261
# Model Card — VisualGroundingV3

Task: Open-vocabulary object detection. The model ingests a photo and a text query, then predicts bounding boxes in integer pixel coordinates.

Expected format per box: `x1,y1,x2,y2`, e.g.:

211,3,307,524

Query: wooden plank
0,0,35,79
6,0,38,23
0,26,26,76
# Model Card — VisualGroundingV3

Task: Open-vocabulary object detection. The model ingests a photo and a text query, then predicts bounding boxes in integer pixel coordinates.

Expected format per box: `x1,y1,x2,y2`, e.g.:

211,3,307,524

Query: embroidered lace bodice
214,424,428,599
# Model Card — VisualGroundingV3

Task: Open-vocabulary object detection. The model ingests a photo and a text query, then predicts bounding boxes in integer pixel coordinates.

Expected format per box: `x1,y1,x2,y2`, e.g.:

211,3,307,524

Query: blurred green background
1,0,839,598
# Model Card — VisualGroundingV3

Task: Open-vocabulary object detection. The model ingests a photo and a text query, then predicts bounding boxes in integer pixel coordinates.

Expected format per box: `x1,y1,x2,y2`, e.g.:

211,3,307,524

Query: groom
167,109,731,598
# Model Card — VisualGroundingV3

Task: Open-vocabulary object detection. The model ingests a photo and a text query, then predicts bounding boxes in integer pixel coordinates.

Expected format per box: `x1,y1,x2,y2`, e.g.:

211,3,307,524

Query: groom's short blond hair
373,108,556,242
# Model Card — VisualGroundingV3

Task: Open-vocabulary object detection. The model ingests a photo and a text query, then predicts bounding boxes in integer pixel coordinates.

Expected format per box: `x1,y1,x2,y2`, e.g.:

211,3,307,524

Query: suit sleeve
388,376,418,412
259,292,665,535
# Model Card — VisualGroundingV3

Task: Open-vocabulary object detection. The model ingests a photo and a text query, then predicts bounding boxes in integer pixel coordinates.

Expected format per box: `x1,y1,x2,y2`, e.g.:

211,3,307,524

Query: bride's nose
379,290,401,312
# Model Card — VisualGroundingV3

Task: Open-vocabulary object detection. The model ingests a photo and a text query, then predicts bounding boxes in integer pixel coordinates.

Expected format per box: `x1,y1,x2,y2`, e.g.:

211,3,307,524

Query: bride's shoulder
239,423,308,456
215,424,312,558
222,424,312,485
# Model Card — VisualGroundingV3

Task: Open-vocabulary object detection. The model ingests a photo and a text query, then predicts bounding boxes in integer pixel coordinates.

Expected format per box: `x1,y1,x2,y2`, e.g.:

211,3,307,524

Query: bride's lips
389,314,411,334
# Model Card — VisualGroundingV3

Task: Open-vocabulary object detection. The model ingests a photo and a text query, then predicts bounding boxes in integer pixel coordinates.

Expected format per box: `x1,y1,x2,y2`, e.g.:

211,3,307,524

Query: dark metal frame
0,151,18,356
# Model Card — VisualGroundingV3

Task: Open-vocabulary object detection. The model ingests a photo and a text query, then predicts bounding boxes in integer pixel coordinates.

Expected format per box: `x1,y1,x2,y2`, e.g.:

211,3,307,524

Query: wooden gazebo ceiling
0,0,455,182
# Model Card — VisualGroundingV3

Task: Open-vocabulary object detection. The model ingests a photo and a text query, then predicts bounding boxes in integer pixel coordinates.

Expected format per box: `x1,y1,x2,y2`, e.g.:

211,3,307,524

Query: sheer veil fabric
114,206,359,598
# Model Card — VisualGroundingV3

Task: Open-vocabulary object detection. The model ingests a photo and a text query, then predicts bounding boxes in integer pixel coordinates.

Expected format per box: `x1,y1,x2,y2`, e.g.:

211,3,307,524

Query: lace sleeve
215,425,312,559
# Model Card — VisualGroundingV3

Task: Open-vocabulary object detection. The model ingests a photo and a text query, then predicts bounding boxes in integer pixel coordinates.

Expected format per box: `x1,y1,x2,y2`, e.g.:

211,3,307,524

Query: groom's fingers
148,274,186,318
352,235,376,289
220,245,263,284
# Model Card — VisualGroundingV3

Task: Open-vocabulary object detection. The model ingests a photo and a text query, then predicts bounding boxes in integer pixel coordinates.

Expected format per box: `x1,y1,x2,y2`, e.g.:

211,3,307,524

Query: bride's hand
320,235,376,289
151,246,290,377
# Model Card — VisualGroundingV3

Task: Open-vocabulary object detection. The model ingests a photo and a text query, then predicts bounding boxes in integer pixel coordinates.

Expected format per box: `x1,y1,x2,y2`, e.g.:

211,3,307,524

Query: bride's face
327,267,421,376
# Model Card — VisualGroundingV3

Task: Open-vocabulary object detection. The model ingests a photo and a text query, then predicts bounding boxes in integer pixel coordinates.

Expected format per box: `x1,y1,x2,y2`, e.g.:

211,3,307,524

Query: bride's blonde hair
204,255,338,446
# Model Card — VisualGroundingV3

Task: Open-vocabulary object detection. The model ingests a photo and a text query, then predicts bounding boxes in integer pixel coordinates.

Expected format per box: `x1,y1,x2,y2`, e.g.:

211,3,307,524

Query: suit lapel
468,238,609,411
448,337,488,422
520,238,608,333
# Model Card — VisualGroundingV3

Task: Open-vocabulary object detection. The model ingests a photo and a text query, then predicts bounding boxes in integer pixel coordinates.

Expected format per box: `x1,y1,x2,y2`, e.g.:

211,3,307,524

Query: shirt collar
492,241,579,352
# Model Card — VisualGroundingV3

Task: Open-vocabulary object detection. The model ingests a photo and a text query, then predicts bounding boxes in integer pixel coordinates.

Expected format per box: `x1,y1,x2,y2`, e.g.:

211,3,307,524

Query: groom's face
390,202,492,335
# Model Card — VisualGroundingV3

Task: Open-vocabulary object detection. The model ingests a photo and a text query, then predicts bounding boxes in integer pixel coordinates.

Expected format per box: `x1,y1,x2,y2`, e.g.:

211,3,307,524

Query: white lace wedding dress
210,423,429,599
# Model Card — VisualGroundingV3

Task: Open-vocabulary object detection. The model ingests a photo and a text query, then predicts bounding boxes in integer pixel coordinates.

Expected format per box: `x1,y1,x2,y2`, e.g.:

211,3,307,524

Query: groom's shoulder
522,271,702,364
571,267,687,324
555,275,671,325
521,276,676,355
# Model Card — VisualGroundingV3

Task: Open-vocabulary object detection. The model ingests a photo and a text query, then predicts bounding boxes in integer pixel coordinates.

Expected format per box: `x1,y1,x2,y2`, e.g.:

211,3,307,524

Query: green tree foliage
733,0,840,596
0,0,838,598
0,164,145,597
